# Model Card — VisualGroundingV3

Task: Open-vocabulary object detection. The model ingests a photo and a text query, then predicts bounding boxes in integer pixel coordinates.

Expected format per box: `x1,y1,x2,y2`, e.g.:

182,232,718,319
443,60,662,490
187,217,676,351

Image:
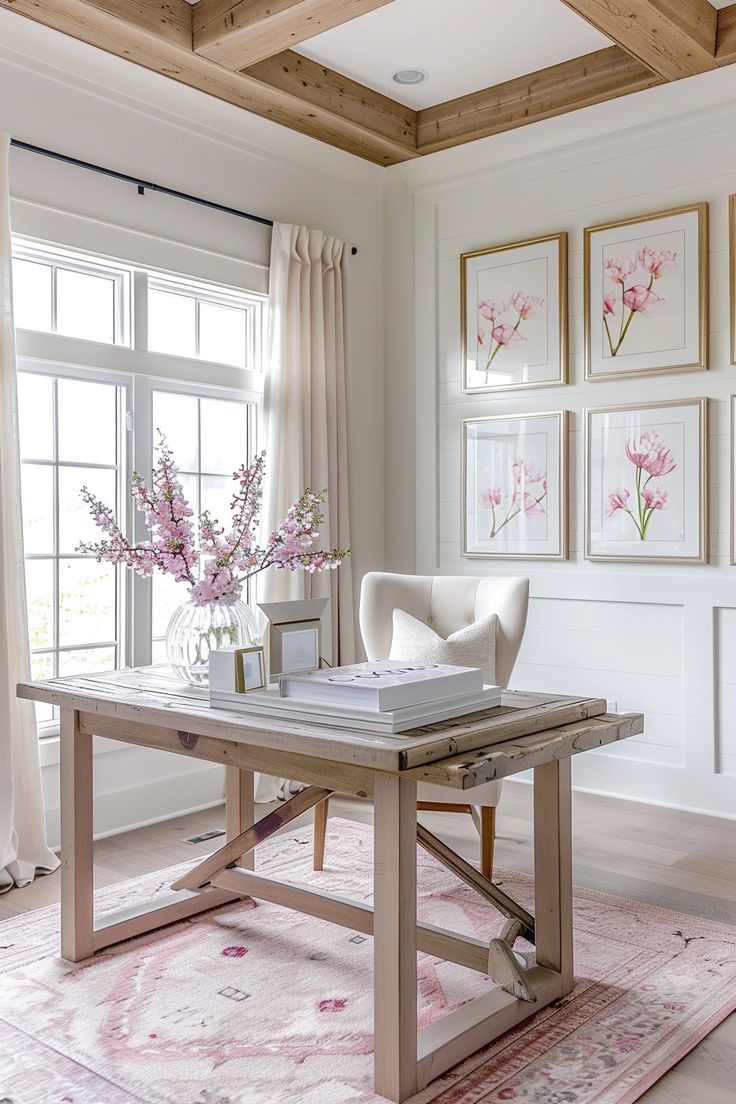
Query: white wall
0,10,387,845
388,74,736,820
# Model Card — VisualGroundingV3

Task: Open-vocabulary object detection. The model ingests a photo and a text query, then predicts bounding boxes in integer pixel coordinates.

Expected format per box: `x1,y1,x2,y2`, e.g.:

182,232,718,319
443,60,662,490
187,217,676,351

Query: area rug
1,818,735,1104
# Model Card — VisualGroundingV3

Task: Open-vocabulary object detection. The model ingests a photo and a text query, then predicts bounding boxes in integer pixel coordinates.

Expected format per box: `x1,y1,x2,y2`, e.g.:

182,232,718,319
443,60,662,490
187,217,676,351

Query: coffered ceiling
2,0,736,165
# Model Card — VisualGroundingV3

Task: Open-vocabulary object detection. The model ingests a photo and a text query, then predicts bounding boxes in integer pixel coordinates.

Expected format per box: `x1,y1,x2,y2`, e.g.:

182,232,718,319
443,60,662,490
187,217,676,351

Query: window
12,242,131,346
14,238,266,734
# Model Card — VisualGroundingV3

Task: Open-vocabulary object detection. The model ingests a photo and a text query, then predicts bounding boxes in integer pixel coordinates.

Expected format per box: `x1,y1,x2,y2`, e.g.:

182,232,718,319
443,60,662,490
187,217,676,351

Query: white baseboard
44,763,226,851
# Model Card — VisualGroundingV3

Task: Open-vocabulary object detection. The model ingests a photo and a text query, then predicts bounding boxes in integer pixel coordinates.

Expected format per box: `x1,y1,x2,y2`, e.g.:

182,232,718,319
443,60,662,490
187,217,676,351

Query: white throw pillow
388,608,497,684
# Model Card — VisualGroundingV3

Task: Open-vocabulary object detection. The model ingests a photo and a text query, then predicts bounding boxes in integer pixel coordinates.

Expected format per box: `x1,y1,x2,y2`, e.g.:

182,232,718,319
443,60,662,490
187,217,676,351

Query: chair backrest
359,572,529,688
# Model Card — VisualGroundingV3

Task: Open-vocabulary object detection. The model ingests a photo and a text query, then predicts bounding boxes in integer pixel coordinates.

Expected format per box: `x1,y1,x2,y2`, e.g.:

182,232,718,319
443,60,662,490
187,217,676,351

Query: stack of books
210,660,502,734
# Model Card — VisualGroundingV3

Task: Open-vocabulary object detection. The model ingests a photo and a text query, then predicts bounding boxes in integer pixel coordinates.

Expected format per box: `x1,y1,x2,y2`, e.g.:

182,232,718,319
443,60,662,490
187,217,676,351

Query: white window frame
13,236,267,762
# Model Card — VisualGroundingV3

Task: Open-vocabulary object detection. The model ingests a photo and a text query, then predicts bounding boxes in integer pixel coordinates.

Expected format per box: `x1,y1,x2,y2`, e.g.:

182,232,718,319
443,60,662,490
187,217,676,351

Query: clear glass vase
165,598,261,685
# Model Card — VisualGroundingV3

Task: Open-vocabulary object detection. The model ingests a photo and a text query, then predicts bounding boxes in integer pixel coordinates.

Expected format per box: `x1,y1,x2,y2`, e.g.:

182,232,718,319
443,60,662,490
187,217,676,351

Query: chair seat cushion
388,608,497,683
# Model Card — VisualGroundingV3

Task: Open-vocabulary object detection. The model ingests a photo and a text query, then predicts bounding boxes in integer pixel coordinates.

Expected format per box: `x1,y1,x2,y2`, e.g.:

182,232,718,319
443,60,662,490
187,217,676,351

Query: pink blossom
512,491,546,516
604,255,634,285
492,323,525,347
641,485,668,511
508,291,544,319
622,285,665,314
625,430,676,477
512,459,545,487
603,293,616,317
480,486,503,508
637,246,677,279
606,488,631,516
478,299,502,322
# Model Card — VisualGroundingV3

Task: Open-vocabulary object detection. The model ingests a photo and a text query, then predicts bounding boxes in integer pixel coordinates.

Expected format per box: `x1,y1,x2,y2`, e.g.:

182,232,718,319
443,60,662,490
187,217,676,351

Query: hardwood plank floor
1,781,734,1099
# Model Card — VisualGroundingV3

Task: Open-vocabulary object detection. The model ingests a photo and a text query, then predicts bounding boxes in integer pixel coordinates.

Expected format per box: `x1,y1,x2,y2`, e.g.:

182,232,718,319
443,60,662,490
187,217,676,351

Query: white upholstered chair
313,571,530,878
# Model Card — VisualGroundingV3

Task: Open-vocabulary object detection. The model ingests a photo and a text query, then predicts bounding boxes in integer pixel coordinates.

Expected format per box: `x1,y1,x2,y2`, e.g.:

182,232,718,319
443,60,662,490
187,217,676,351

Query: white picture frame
463,411,568,560
585,398,708,563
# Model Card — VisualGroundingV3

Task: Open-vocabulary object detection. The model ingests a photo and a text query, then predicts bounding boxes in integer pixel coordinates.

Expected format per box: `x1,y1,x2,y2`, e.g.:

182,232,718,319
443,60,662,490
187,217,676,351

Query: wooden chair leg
313,796,330,871
480,806,496,880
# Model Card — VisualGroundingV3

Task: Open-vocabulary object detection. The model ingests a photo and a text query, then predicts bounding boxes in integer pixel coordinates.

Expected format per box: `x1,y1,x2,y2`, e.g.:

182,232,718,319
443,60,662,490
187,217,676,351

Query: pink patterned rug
1,817,735,1104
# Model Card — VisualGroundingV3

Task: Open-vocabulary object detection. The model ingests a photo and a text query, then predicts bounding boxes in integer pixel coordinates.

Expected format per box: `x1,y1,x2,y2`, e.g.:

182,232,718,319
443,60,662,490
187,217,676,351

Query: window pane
30,653,55,724
57,378,117,465
148,288,196,358
25,559,54,650
201,475,233,528
59,647,115,678
21,464,54,555
56,268,115,343
201,398,250,475
199,300,247,367
152,391,199,472
12,259,52,332
59,467,117,555
59,558,116,646
151,639,168,665
18,374,54,461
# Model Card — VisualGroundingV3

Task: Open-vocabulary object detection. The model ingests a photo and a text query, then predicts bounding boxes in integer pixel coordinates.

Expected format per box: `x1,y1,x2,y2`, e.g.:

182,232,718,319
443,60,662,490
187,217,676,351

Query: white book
209,684,503,735
278,661,483,712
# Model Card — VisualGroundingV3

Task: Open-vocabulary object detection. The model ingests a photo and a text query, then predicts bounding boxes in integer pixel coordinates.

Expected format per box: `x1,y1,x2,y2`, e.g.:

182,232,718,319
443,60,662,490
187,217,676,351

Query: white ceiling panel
294,0,612,108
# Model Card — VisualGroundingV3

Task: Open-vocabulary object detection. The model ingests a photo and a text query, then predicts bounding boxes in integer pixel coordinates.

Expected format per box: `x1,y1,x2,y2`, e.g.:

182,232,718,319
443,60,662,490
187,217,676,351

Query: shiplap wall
408,102,736,818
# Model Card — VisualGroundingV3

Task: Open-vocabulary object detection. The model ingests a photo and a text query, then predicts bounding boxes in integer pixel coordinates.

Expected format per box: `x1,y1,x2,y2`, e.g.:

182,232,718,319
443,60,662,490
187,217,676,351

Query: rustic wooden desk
18,667,643,1104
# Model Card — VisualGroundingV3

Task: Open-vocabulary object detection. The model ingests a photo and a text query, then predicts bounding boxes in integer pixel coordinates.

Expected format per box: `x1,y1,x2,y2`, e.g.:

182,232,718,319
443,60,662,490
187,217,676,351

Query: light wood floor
1,782,734,1101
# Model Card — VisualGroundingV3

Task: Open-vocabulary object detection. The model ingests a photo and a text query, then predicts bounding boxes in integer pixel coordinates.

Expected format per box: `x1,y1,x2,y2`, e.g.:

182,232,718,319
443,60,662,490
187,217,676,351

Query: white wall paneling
392,94,736,819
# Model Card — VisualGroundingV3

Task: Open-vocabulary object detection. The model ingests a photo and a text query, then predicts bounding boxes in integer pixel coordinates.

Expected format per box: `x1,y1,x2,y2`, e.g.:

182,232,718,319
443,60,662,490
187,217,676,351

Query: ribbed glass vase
165,598,260,685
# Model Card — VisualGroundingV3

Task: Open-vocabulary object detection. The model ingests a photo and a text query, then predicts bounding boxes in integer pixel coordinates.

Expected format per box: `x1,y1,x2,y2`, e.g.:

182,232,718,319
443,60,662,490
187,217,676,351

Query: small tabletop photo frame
236,646,267,693
258,597,330,682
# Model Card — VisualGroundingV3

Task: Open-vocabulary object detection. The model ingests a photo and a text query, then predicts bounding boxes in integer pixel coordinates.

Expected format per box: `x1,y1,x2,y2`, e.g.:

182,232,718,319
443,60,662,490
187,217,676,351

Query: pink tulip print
477,290,544,380
479,457,547,538
602,245,676,357
606,428,676,540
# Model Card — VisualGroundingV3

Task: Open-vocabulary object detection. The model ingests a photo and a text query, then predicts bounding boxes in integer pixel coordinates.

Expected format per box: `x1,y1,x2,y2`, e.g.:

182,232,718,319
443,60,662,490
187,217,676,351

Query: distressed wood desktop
18,668,643,1104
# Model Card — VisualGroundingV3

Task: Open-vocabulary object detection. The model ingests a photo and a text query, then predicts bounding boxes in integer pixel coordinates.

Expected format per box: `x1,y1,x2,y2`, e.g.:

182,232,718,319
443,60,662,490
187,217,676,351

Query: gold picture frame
234,645,267,693
461,231,568,394
584,202,709,382
584,397,708,564
462,410,569,560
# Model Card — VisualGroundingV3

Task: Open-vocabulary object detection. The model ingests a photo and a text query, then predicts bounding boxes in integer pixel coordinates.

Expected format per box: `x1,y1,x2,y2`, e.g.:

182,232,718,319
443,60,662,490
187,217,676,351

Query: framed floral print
584,203,708,381
463,411,568,560
585,398,707,564
461,232,567,393
729,196,736,365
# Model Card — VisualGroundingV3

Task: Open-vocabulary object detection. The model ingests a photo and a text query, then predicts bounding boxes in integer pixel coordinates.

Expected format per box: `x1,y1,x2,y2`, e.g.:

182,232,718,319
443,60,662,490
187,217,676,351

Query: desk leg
60,708,94,962
373,774,418,1103
533,758,574,993
226,767,255,870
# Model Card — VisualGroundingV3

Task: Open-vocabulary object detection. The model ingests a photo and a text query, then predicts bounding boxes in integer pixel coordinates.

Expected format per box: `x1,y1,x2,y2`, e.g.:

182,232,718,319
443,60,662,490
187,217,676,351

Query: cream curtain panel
256,223,355,803
0,133,59,892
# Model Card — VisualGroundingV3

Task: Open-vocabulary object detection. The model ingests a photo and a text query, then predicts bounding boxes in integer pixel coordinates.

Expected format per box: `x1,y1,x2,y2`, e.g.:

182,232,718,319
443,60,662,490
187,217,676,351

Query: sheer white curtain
255,223,355,803
0,133,59,892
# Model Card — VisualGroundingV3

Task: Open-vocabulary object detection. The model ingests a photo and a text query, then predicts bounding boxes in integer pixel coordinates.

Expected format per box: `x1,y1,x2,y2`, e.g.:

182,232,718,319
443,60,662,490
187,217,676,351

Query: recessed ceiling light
392,68,428,86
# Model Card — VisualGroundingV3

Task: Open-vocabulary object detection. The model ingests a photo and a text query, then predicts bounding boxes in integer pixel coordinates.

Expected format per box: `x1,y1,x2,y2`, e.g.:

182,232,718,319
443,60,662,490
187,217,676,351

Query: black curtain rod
10,139,358,255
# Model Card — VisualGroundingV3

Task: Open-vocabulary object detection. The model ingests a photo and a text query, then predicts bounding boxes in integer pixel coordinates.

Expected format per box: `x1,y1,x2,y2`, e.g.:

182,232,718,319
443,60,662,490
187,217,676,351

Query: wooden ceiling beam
0,0,416,166
560,0,718,80
244,50,416,152
716,3,736,65
416,46,663,156
193,0,393,71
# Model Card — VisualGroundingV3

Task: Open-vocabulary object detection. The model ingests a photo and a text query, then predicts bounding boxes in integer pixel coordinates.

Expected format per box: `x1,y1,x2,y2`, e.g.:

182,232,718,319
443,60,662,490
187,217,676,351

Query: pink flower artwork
77,433,350,606
602,243,677,357
476,289,544,380
606,428,677,540
479,456,547,539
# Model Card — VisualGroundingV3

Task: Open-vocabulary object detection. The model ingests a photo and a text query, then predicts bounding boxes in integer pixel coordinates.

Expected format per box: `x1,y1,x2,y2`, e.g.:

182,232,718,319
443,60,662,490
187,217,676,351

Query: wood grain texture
193,0,392,70
0,0,415,165
59,709,93,962
716,3,736,65
226,767,255,871
561,0,718,79
244,49,416,151
89,0,193,48
533,759,574,993
416,47,662,155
